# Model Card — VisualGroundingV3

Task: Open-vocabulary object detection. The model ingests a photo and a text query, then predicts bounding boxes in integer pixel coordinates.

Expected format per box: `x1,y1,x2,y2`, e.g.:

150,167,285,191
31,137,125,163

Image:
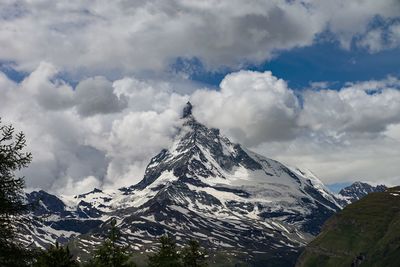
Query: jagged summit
128,102,341,235
182,101,193,118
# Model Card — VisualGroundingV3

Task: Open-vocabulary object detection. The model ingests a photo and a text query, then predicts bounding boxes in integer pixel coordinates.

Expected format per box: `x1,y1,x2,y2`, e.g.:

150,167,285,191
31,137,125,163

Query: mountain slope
22,102,341,266
16,190,105,248
296,187,400,267
69,103,341,265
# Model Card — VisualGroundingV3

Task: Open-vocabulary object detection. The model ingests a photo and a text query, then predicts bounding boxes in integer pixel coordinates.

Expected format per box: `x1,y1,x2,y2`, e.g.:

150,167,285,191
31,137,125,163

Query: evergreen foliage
85,218,136,267
34,242,78,267
181,240,208,267
148,235,182,267
0,119,32,266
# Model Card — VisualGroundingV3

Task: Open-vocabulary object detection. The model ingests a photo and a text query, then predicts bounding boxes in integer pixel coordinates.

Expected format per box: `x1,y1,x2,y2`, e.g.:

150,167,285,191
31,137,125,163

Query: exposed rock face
182,101,193,118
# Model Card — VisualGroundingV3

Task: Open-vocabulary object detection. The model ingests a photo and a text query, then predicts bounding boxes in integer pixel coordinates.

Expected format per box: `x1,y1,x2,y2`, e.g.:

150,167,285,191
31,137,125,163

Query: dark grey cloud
74,77,128,117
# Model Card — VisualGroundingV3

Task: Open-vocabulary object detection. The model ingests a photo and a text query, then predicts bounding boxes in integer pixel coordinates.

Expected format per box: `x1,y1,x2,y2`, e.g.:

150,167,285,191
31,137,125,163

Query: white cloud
20,62,75,110
0,63,191,192
357,22,400,52
299,77,400,135
191,71,300,146
257,135,400,186
1,63,400,193
0,0,398,76
357,28,386,53
313,0,400,49
254,77,400,186
103,109,182,187
198,73,400,186
52,176,102,195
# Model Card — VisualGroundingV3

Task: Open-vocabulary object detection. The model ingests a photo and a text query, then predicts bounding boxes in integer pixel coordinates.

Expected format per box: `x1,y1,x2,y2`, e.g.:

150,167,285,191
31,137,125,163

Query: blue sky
262,42,400,89
0,61,27,82
3,40,400,92
327,182,352,193
174,40,400,90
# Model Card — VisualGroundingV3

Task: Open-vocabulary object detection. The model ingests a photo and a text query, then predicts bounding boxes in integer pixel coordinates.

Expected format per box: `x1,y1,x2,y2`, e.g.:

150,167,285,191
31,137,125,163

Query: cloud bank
0,0,399,76
1,63,400,194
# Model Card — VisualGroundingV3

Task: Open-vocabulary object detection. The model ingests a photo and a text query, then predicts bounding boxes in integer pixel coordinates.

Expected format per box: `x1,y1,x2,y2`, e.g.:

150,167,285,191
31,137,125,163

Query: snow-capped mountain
18,189,105,248
21,102,342,265
336,181,387,206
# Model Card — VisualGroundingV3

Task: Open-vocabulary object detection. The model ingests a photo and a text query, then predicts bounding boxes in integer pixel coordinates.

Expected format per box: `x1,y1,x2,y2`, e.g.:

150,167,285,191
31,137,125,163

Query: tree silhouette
181,240,208,267
85,218,136,267
148,235,182,267
34,242,78,267
0,118,32,266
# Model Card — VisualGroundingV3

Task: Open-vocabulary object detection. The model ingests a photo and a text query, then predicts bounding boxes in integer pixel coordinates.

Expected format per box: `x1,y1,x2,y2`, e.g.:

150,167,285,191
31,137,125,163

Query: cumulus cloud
313,0,400,49
74,76,128,117
20,62,75,111
0,0,399,76
102,110,182,187
192,71,300,146
300,88,400,135
255,135,400,187
254,76,400,186
51,176,102,196
192,71,400,186
0,62,192,194
1,63,400,193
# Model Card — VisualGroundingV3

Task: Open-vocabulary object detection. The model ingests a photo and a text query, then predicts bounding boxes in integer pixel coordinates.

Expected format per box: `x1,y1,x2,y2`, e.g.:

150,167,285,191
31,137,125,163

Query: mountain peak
182,101,193,118
337,181,387,206
22,99,343,265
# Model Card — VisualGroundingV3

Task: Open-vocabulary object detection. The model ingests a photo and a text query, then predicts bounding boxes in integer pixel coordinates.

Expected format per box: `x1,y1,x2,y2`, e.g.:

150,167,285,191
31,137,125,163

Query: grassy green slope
296,187,400,267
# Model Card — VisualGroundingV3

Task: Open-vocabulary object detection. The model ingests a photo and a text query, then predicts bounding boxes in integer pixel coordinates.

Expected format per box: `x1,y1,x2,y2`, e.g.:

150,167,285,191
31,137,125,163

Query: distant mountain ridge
336,181,387,206
19,103,367,266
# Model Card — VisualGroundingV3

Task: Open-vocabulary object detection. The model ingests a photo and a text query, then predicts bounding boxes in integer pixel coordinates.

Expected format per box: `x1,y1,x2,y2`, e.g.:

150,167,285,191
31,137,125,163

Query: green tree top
34,242,78,267
181,240,208,267
85,218,136,267
0,119,32,220
0,118,32,266
148,235,181,267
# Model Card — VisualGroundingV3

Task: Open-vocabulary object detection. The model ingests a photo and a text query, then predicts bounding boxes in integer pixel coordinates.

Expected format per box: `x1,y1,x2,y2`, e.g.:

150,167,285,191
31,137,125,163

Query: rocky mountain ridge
335,181,387,206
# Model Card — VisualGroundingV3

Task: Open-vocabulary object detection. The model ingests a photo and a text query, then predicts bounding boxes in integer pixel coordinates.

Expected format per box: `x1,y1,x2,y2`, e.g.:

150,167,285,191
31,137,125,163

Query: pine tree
148,235,182,267
85,218,136,267
0,119,32,266
181,240,208,267
34,242,79,267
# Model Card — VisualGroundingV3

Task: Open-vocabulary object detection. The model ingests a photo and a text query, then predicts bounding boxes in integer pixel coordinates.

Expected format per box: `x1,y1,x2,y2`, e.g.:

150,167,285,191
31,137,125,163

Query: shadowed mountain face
21,103,342,266
296,187,400,267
